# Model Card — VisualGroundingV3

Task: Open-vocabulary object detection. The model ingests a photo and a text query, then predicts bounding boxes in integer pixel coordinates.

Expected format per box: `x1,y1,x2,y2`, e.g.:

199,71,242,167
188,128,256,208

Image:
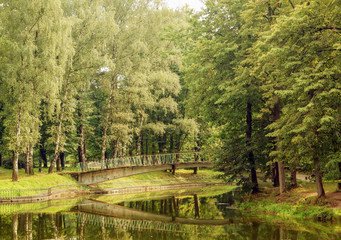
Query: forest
0,0,340,199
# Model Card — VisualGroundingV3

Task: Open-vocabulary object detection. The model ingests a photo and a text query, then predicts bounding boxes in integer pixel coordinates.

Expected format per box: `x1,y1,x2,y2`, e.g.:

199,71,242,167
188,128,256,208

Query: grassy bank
0,167,84,198
240,182,341,221
94,169,225,189
0,168,226,198
0,168,79,190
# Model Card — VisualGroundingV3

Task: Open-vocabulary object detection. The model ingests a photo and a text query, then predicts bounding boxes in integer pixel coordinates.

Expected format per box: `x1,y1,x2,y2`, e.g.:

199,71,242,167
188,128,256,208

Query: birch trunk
49,78,69,174
28,145,34,175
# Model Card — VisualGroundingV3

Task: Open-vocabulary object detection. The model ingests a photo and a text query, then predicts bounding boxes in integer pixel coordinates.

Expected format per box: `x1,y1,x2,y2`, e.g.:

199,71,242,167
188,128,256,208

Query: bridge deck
70,161,213,185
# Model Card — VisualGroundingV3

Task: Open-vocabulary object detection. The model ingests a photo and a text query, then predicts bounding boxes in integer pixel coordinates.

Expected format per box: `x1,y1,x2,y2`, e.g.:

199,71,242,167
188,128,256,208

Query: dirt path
327,192,341,209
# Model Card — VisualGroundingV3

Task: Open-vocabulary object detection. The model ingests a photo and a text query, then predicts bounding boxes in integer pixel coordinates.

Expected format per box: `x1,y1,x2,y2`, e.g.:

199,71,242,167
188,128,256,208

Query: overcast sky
165,0,204,11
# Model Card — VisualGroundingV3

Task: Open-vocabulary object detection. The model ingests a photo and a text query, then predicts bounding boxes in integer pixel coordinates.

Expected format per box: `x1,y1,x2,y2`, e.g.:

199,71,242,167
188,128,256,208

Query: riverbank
240,182,341,221
0,168,227,203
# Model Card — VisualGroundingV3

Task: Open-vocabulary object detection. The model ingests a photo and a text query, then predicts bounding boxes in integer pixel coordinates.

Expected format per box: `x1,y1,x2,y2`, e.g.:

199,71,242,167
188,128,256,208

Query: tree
0,0,69,180
256,0,341,197
49,0,118,173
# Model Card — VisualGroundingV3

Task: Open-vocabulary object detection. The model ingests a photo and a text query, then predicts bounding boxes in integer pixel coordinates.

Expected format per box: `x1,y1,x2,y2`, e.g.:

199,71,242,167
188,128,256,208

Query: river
0,187,339,239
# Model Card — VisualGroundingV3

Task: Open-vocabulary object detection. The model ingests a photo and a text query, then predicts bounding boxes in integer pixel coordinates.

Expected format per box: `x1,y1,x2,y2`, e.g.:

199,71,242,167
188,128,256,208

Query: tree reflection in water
0,192,339,240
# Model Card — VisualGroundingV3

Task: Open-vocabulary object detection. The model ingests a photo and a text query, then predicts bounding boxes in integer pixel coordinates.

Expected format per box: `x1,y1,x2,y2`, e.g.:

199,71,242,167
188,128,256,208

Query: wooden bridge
70,152,213,185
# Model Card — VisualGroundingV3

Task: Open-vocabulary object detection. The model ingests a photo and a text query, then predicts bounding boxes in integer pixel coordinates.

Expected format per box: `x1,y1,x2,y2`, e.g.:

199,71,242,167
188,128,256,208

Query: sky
165,0,204,11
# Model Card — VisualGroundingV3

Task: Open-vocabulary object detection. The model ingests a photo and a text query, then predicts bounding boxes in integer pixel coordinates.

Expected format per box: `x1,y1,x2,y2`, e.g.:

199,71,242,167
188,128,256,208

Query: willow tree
0,0,69,180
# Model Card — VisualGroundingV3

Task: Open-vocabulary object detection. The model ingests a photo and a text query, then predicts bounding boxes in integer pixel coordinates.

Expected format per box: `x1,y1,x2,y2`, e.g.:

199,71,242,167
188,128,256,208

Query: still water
0,188,339,240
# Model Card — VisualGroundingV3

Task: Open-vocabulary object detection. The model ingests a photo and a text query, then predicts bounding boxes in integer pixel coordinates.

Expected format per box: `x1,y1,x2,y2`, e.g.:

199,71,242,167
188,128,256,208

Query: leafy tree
0,0,69,180
256,0,341,197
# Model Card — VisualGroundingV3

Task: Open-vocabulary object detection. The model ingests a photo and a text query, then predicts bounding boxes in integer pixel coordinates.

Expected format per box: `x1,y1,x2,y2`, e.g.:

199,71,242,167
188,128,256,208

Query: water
0,188,339,240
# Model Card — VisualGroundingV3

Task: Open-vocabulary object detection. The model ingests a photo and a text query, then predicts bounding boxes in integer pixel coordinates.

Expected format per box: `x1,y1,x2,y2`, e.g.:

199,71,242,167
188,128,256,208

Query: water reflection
0,191,339,240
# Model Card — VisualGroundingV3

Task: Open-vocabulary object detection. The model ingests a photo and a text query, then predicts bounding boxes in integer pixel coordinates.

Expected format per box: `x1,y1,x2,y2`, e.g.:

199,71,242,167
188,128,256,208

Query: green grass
0,173,79,190
240,181,340,221
0,168,83,198
96,169,225,189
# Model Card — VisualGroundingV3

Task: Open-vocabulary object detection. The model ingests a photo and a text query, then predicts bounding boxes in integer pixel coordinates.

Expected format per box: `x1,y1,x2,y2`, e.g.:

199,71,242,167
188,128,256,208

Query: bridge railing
76,151,211,172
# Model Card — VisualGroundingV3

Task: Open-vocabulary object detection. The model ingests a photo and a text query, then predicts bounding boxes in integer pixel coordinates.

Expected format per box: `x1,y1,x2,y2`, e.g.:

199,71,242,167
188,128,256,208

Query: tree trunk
137,131,142,155
12,214,18,240
169,135,174,153
246,102,258,193
29,145,34,175
0,153,2,167
12,151,19,182
49,115,62,173
101,115,109,168
56,152,60,172
194,194,200,218
314,157,325,198
49,77,70,174
13,95,22,181
77,96,87,166
274,99,286,194
278,161,286,194
25,148,30,174
145,134,149,155
60,152,65,170
79,124,87,165
39,146,48,168
272,162,279,187
176,135,181,162
290,169,297,188
122,143,127,157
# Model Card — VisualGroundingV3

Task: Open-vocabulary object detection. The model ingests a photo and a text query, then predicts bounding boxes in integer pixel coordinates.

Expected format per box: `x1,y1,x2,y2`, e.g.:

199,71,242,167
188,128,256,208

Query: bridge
70,152,213,185
73,199,246,232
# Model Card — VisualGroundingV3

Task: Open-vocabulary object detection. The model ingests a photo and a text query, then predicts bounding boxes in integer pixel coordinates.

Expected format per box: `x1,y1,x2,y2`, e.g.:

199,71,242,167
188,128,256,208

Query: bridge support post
172,164,176,175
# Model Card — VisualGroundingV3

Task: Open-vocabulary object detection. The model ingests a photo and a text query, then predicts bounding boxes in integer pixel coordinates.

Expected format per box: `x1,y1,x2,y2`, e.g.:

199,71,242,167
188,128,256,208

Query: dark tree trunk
25,149,30,174
274,100,286,194
272,162,279,187
56,152,60,172
314,157,325,198
246,102,258,193
169,135,174,152
60,152,65,170
194,146,199,174
39,146,48,168
137,131,142,155
78,121,87,165
194,194,200,218
251,222,260,240
0,153,2,167
145,134,149,155
176,135,181,162
290,169,297,188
